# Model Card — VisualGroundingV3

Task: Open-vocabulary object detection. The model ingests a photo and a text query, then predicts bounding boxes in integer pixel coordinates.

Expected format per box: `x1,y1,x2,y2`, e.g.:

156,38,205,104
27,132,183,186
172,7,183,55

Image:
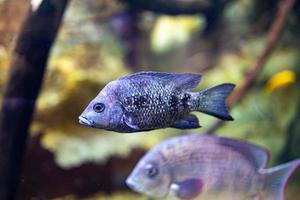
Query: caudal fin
196,83,235,120
260,159,300,200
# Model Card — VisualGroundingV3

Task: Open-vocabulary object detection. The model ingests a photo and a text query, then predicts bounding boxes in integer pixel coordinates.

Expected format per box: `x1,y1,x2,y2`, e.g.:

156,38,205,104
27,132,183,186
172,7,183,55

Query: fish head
126,149,172,198
79,88,123,130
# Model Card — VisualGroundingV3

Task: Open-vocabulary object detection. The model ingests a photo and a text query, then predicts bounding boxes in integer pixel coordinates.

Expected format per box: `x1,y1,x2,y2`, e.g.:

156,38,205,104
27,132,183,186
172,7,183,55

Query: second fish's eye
146,164,159,178
93,103,105,113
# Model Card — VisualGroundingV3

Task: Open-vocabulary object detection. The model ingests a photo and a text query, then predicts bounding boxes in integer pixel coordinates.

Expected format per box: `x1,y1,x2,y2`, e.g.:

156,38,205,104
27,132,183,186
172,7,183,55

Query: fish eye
93,103,105,113
145,164,159,178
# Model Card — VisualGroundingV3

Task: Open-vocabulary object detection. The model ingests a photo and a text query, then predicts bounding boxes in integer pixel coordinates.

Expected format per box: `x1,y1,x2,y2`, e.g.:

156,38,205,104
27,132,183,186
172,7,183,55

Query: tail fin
260,159,300,200
196,83,235,120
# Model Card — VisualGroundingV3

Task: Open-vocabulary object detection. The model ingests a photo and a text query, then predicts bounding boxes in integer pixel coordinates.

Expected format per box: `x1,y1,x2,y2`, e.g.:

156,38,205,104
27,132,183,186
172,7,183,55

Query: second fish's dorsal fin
199,134,270,169
123,71,201,90
217,136,270,169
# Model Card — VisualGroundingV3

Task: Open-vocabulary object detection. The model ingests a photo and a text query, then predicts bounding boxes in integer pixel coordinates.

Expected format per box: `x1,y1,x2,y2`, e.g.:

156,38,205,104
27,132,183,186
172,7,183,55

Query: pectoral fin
171,114,200,129
171,178,203,200
123,113,140,130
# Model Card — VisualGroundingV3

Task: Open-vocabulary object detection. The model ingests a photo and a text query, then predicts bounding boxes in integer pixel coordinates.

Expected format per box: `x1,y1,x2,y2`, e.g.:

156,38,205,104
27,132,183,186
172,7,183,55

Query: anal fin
171,114,200,129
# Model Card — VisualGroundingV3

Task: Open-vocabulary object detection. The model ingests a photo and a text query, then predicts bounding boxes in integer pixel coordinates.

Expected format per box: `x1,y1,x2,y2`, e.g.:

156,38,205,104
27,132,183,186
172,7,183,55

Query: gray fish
79,72,235,133
126,134,300,200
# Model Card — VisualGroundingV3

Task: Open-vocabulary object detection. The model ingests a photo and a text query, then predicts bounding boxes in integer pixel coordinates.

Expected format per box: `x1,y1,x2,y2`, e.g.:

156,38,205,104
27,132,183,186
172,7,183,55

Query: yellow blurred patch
265,70,296,94
151,15,204,53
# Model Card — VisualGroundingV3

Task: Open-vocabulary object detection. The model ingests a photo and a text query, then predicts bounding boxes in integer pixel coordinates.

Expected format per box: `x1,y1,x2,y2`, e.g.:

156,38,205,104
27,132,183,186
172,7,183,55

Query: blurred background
0,0,300,199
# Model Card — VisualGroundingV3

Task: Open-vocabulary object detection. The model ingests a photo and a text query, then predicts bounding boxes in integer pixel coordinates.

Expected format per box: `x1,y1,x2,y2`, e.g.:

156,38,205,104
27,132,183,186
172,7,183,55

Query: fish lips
126,176,143,193
126,176,167,199
78,116,95,127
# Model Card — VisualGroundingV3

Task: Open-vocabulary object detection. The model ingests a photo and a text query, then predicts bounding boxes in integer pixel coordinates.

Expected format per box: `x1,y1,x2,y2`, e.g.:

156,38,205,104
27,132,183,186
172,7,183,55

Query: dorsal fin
199,134,270,169
121,71,201,90
217,136,270,168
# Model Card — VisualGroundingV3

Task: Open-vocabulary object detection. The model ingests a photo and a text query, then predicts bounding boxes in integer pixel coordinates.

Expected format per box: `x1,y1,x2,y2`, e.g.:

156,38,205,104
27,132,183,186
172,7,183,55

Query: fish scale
164,140,259,190
118,77,186,129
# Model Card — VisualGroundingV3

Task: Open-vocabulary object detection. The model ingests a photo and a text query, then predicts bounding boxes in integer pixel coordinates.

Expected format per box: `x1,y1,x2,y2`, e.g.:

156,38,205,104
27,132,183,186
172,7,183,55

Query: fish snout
78,116,94,126
126,177,135,189
126,176,140,191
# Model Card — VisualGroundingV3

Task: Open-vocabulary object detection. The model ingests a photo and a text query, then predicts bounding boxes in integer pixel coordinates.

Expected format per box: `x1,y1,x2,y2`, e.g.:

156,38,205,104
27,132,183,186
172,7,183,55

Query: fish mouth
126,177,136,189
79,116,94,126
126,177,142,192
126,177,166,198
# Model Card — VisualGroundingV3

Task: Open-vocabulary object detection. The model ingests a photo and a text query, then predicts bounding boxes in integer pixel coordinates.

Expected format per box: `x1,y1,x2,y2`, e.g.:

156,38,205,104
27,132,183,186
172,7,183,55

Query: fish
78,71,235,133
126,134,300,200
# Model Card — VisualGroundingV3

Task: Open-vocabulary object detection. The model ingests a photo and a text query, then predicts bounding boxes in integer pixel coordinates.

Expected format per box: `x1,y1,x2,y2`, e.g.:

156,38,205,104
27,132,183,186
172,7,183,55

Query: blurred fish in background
127,134,300,200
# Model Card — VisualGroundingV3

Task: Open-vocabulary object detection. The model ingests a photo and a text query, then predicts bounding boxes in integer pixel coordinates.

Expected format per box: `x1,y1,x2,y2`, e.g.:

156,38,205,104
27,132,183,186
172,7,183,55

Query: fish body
126,134,300,200
79,72,235,133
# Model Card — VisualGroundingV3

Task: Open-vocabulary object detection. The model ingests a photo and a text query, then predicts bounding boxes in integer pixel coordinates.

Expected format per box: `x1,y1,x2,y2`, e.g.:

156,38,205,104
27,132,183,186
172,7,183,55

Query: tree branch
207,0,296,133
0,0,69,199
121,0,228,15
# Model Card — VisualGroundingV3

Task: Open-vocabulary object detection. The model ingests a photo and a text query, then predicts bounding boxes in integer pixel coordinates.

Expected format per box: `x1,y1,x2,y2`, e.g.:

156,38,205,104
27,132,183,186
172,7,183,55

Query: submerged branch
0,0,69,199
121,0,229,15
207,0,296,133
